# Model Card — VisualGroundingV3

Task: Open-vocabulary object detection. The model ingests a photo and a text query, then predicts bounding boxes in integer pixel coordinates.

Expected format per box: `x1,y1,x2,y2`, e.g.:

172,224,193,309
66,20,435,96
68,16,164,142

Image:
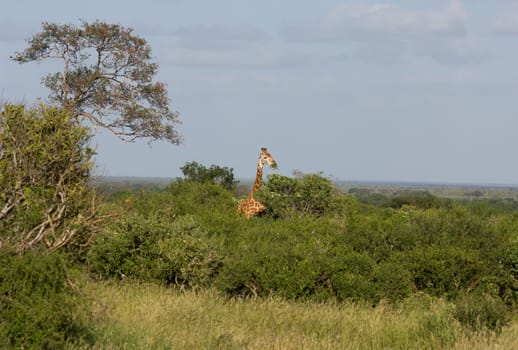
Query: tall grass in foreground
71,280,517,350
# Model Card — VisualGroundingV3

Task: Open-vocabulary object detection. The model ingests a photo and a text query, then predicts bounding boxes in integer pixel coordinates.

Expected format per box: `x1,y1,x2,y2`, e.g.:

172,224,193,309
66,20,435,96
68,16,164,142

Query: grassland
73,176,517,349
2,175,511,348
72,279,517,350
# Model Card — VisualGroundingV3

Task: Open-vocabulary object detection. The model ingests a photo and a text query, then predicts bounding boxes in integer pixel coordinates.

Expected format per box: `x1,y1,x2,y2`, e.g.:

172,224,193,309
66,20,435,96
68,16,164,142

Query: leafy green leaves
179,161,238,191
258,173,352,218
0,104,101,251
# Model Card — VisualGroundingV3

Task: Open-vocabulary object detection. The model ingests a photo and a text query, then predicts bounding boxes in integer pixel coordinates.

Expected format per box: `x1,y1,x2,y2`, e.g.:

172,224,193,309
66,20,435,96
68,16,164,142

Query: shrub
258,173,351,218
213,217,340,300
0,249,93,348
87,213,221,288
326,250,376,302
86,213,167,280
0,104,102,252
155,216,222,288
401,247,482,300
86,180,518,310
165,180,237,218
453,292,511,333
374,260,413,302
500,238,518,307
179,161,238,191
387,191,446,209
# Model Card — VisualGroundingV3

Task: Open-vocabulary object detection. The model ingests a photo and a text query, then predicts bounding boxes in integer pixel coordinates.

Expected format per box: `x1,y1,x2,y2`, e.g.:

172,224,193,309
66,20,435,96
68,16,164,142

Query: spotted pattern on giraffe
237,147,277,219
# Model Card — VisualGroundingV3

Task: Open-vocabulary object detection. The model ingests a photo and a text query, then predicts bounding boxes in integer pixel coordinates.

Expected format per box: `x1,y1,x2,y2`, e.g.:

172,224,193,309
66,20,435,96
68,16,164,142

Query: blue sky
2,0,518,184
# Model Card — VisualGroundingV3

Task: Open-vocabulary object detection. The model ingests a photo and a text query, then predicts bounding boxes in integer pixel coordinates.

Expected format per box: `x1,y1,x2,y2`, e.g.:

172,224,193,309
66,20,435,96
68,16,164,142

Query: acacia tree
12,20,181,143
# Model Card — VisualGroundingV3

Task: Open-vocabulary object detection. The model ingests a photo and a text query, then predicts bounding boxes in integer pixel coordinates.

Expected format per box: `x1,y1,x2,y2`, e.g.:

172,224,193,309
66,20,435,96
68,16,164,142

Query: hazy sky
2,0,518,184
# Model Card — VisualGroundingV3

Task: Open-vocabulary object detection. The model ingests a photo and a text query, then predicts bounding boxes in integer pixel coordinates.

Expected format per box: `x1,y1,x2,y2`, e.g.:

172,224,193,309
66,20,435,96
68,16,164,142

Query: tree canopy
179,161,238,191
12,20,182,143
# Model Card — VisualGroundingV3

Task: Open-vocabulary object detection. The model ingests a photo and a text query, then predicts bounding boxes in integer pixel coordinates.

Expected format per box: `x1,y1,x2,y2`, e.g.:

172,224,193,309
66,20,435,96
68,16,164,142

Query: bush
213,217,337,300
386,191,446,209
326,250,377,302
0,104,102,252
87,212,221,288
0,249,93,348
374,261,413,302
453,292,511,333
258,173,352,218
85,180,518,311
165,180,237,218
179,161,238,191
155,216,222,288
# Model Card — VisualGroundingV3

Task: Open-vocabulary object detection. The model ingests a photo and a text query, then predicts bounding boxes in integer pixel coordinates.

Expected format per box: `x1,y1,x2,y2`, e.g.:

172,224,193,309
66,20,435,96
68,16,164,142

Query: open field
72,279,517,350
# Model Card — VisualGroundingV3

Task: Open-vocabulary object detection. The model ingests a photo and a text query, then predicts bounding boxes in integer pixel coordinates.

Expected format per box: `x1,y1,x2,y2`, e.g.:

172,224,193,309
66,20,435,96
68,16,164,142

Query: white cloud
285,0,466,42
165,22,317,69
163,23,283,68
165,44,312,69
283,0,485,64
172,23,271,50
493,2,518,34
414,37,488,64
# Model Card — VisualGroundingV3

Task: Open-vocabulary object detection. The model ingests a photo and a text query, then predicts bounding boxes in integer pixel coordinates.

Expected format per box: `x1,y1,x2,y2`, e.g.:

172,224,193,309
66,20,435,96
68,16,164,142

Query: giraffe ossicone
237,147,277,219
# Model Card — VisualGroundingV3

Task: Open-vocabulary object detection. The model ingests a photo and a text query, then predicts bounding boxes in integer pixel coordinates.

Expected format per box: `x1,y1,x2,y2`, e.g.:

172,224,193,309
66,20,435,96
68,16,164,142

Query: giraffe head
259,147,277,169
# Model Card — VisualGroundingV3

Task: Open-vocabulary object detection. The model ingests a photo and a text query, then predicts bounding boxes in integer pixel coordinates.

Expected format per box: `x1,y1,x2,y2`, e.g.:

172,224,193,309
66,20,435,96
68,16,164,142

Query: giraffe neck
250,161,263,197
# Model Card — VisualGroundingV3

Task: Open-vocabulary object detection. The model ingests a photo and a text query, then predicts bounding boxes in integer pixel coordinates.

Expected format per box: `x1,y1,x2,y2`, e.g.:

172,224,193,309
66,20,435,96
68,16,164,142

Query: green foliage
165,180,237,218
87,189,223,289
453,292,511,333
387,191,447,209
374,261,413,302
12,20,181,143
258,173,352,218
502,238,518,305
214,218,331,300
85,179,517,333
179,161,238,190
402,247,481,299
0,104,101,252
324,249,377,302
506,239,518,280
0,249,93,348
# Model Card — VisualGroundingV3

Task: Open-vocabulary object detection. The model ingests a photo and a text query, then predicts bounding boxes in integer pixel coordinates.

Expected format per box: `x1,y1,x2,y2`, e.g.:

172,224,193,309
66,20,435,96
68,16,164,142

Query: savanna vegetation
1,20,517,349
3,141,518,349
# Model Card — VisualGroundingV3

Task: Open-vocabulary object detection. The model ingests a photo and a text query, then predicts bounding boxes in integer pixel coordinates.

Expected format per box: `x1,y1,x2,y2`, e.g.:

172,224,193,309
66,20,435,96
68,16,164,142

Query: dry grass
71,280,517,350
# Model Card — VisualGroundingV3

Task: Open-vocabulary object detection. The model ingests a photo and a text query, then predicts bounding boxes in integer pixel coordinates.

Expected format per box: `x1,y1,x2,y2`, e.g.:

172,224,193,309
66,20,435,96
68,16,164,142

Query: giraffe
237,147,277,219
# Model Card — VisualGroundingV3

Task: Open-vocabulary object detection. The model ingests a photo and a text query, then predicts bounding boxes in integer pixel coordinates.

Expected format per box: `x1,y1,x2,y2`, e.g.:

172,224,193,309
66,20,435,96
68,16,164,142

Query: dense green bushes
453,292,511,333
258,173,353,218
179,161,238,190
88,213,222,288
0,104,101,252
86,177,517,333
0,249,93,348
